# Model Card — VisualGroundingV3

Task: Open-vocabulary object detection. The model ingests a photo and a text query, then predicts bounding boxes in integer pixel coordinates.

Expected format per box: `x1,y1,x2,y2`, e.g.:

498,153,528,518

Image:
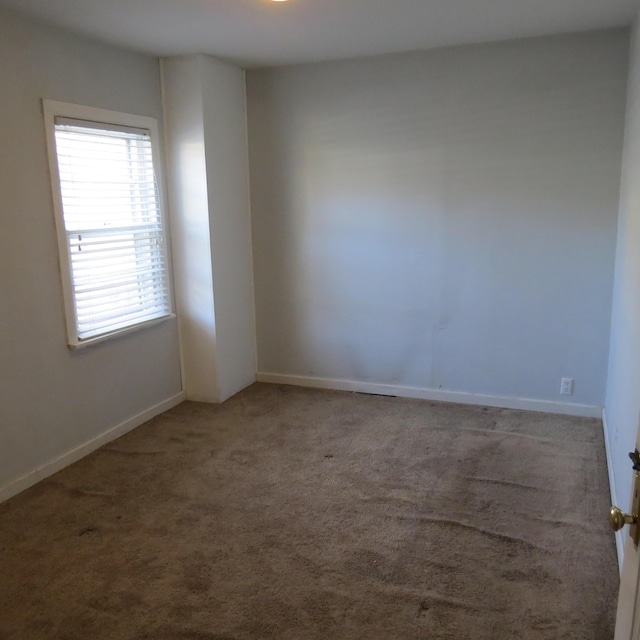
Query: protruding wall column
162,55,256,403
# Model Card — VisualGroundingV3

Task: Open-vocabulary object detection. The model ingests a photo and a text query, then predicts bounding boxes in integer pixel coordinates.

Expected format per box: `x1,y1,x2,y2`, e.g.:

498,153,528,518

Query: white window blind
53,117,171,343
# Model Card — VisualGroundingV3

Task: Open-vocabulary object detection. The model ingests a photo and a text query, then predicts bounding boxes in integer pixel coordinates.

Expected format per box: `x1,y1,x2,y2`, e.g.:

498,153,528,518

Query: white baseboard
0,391,186,504
256,372,602,418
602,408,624,573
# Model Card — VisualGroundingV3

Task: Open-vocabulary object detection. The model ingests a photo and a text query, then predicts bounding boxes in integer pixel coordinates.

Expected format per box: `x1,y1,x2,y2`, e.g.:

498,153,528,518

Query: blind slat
78,308,170,336
74,275,169,300
76,298,170,322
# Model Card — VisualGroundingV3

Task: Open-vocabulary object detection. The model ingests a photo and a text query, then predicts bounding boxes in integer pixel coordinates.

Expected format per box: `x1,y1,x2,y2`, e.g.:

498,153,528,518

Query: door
613,448,640,639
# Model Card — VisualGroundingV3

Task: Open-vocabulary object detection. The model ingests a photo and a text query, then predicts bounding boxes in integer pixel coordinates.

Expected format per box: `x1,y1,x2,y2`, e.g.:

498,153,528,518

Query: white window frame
43,99,174,349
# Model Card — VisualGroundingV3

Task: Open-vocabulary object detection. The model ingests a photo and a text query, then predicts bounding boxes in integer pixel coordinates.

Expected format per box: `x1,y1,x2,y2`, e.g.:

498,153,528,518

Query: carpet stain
136,632,238,640
227,450,256,465
78,526,98,537
418,601,432,616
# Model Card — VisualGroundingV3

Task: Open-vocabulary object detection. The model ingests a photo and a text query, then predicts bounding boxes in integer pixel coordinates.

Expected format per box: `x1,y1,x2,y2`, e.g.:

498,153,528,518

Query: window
44,101,172,347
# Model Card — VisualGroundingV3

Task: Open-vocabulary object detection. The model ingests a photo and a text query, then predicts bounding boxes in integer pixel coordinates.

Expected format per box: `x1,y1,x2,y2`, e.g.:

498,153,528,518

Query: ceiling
0,0,637,68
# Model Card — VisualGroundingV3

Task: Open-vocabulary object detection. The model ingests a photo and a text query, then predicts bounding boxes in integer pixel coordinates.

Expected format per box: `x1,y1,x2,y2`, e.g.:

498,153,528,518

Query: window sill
68,314,176,350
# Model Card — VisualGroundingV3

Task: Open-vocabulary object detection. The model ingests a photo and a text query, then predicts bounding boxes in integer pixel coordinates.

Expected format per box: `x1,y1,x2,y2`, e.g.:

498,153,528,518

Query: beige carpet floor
0,383,619,639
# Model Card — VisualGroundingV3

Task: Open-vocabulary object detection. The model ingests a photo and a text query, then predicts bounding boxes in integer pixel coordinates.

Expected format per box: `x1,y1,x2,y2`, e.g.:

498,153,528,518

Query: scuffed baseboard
0,391,186,504
602,408,624,573
256,372,602,418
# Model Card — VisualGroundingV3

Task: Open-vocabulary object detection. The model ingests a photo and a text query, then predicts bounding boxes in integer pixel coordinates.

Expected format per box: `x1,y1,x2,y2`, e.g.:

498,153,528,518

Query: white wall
0,9,183,500
605,18,640,560
162,55,256,403
247,30,628,412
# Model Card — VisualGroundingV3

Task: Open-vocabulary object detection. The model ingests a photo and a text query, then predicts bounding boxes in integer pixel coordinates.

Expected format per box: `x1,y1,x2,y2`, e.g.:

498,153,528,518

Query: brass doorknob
610,506,637,532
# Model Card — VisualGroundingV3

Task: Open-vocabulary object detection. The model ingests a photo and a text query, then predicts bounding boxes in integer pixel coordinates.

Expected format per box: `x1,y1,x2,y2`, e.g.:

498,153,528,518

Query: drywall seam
0,391,186,504
160,57,187,398
242,68,259,380
256,372,602,418
603,407,625,572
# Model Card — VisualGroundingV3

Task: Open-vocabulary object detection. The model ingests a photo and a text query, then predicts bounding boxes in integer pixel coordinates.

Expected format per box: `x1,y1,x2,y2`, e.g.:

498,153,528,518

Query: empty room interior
2,0,640,637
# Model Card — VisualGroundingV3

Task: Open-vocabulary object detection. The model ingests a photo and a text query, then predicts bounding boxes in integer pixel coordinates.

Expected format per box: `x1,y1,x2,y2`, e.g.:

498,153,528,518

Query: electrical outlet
560,377,574,396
